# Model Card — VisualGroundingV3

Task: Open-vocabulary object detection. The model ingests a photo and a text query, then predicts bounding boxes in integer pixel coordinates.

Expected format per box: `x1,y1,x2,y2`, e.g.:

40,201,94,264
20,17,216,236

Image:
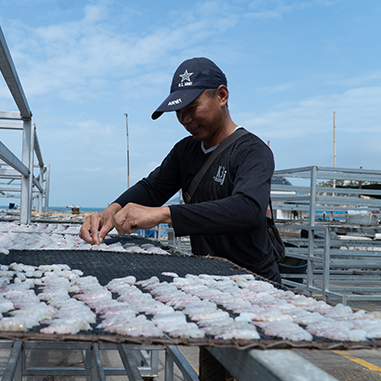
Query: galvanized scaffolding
0,25,49,223
271,166,381,304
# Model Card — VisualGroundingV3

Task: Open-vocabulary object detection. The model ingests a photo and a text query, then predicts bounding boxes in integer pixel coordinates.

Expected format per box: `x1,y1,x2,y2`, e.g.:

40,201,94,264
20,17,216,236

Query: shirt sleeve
113,146,182,208
170,134,274,236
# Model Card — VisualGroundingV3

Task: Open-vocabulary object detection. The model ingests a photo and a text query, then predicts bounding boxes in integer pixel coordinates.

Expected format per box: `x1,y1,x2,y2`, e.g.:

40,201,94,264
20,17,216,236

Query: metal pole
125,113,130,189
20,117,33,224
322,226,331,301
333,112,336,168
44,164,50,212
307,166,317,293
331,112,336,221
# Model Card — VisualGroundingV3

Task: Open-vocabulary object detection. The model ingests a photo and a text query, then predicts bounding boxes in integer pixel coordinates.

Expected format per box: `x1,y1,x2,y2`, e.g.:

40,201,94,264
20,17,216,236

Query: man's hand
113,203,172,235
79,203,122,245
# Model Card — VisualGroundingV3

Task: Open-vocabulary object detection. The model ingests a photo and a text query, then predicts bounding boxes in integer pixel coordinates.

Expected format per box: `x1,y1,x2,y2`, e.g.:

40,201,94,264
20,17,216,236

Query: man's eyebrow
186,99,199,108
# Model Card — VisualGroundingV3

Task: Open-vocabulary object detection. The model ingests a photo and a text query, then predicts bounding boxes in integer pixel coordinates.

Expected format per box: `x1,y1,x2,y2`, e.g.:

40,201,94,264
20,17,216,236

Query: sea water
0,205,105,213
48,206,105,213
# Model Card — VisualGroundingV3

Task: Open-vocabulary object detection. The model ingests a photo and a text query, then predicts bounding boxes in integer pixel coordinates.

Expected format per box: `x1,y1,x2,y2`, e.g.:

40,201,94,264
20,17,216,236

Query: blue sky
1,0,381,208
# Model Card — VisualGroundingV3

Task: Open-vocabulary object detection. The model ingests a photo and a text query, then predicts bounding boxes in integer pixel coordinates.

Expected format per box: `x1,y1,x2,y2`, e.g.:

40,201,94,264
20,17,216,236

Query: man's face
176,90,224,149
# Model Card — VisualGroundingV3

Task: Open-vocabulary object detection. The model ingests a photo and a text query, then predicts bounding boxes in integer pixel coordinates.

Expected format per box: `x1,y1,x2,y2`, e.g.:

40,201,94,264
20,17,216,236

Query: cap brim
151,88,204,120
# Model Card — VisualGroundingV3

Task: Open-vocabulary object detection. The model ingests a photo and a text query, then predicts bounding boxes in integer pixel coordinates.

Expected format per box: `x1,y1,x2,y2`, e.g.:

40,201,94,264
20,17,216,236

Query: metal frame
0,25,50,223
0,341,201,381
272,166,381,304
0,341,165,380
0,341,339,381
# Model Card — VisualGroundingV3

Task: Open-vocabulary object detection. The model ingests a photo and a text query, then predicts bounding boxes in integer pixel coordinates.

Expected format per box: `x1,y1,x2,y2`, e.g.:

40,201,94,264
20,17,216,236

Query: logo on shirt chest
213,166,227,185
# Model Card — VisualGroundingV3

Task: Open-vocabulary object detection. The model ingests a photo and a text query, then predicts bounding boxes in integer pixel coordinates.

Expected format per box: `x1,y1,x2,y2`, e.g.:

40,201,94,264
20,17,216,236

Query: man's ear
217,85,229,107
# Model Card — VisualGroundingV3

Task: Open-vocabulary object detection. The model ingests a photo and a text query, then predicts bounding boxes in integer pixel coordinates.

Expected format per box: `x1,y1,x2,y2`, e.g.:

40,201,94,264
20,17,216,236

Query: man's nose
178,110,191,125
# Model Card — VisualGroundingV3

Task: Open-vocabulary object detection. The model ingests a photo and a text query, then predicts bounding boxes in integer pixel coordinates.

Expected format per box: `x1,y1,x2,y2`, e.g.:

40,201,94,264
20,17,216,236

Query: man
80,57,280,381
79,56,280,282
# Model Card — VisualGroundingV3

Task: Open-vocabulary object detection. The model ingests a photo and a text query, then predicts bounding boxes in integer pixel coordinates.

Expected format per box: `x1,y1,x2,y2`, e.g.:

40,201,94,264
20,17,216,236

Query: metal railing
137,224,192,253
0,25,49,223
0,341,200,381
272,166,381,304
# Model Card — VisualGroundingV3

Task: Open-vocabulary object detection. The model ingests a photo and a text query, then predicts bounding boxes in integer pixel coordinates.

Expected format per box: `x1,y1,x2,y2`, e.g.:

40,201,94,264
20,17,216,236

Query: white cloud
241,84,381,137
235,83,381,171
246,0,339,19
4,1,241,105
257,82,295,94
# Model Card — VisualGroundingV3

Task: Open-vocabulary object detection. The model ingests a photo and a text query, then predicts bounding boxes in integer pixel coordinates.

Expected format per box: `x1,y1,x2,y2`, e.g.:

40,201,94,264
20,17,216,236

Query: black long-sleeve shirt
114,128,281,282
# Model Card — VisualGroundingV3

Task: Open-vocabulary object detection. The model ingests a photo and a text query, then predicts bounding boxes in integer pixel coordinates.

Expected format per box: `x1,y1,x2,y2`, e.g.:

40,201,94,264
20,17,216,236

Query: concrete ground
291,299,381,381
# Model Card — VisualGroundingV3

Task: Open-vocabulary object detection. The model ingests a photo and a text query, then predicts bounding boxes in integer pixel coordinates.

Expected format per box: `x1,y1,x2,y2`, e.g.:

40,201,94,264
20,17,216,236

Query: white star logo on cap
180,69,193,83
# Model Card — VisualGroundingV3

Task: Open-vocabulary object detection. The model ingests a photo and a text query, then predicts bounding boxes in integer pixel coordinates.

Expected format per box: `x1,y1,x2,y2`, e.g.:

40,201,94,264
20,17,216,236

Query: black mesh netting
0,247,379,349
2,249,250,285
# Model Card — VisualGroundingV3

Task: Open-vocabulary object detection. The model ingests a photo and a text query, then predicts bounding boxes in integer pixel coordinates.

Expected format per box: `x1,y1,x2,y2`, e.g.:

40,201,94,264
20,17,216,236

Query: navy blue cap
151,57,227,120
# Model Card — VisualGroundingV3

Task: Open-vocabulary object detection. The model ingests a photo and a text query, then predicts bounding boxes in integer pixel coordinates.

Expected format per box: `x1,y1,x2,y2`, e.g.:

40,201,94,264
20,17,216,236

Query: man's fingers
99,223,113,243
79,206,120,245
79,220,94,243
114,223,130,236
114,203,145,231
114,214,136,235
79,227,90,243
79,203,166,244
113,203,162,235
89,213,102,245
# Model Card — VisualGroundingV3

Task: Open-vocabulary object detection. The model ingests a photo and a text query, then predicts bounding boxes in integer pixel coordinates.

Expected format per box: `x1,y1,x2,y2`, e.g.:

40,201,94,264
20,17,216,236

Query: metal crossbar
1,341,22,381
165,346,199,381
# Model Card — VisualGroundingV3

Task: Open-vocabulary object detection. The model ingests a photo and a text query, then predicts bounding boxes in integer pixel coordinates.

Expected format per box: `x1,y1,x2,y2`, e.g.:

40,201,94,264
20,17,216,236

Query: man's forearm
113,204,172,235
105,202,123,215
158,206,172,224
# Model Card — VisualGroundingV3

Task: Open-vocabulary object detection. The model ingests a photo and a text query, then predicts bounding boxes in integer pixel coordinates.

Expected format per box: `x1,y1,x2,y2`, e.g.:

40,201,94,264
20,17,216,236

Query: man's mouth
189,126,200,133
